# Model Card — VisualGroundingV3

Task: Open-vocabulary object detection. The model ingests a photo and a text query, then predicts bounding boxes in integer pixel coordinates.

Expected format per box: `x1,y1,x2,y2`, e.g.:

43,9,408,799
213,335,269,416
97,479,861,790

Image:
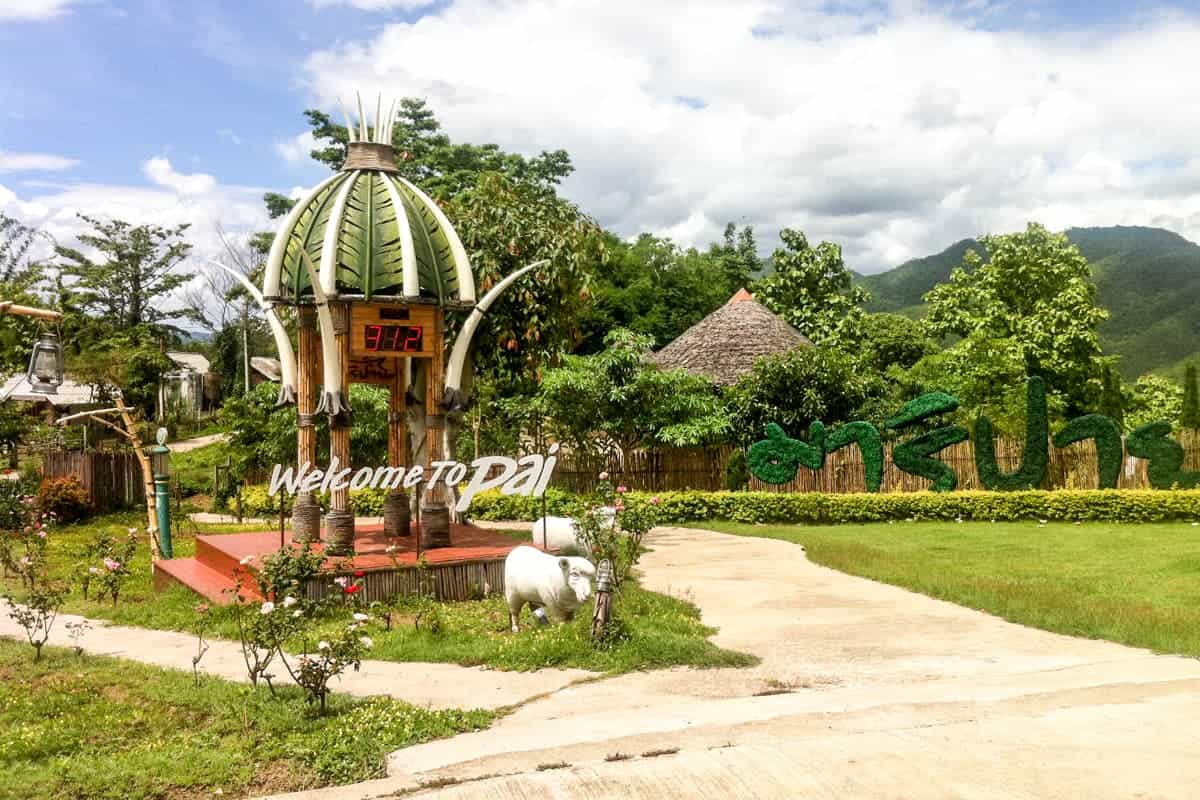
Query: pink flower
616,486,628,494
334,576,349,588
103,558,120,571
615,502,625,512
344,584,362,595
650,496,662,505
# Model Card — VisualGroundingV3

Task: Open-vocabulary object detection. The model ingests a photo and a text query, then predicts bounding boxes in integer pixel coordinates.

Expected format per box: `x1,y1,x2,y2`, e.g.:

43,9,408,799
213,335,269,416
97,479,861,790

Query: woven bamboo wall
301,559,505,603
42,450,142,510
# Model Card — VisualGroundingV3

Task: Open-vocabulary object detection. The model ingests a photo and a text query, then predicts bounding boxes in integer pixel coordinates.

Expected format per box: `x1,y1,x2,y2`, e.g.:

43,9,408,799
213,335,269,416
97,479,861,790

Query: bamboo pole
0,301,62,321
325,301,354,555
292,305,320,543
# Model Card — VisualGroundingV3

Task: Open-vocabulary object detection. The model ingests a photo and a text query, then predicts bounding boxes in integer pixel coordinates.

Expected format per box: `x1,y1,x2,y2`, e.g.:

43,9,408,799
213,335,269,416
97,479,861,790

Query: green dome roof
263,142,475,306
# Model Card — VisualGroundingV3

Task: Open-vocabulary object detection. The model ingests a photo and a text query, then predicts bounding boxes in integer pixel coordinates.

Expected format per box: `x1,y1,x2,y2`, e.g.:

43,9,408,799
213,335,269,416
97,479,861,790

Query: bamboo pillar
325,301,355,555
292,305,320,544
384,355,411,537
421,310,451,548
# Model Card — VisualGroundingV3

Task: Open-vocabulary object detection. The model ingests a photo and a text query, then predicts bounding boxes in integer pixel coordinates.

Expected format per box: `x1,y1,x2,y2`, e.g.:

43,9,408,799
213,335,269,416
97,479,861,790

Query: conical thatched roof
646,289,812,386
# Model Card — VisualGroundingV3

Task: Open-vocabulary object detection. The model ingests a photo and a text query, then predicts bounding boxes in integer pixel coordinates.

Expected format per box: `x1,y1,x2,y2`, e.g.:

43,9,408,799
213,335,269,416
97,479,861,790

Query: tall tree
923,222,1108,416
1181,364,1200,429
754,228,869,347
708,223,761,296
0,214,52,373
54,214,199,341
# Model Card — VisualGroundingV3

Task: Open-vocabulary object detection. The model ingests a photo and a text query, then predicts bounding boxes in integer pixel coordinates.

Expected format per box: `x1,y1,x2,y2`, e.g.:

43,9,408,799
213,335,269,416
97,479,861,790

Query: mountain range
855,225,1200,380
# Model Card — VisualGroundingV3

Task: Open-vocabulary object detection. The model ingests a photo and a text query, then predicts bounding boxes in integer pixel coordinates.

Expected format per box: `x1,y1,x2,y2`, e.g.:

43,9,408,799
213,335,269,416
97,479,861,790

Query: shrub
239,485,388,517
35,477,91,523
470,487,1200,525
724,449,750,492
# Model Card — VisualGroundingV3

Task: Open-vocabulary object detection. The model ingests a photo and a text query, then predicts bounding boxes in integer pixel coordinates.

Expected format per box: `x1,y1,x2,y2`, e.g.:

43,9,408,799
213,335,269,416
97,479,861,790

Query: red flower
354,570,365,578
344,584,362,595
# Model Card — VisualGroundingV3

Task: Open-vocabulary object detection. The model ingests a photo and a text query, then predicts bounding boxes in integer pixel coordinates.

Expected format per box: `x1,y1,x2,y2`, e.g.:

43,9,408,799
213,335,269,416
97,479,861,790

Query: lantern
26,331,63,395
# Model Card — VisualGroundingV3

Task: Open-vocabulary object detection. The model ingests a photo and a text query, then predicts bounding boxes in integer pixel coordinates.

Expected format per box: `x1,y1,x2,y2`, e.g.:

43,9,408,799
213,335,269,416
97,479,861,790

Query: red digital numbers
363,324,423,352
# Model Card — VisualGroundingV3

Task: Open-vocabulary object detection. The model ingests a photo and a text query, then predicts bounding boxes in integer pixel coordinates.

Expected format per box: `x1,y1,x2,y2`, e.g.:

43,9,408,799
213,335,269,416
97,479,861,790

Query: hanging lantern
26,331,63,395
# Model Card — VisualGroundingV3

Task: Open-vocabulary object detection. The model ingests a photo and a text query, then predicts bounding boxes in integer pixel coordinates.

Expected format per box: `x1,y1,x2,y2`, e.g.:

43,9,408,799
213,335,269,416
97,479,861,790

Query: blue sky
3,0,1200,277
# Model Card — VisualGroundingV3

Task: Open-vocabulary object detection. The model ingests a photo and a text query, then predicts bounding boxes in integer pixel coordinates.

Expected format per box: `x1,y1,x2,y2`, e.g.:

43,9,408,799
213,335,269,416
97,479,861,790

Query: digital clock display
363,324,424,352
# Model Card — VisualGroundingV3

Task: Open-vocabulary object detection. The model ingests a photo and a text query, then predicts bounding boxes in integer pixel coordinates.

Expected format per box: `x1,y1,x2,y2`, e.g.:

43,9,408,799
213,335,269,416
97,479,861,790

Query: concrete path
0,602,590,711
260,525,1200,799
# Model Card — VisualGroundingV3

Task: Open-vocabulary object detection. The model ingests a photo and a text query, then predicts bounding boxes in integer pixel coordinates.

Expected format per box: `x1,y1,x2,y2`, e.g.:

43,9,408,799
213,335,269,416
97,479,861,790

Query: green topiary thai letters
1126,421,1200,489
824,421,884,493
974,376,1049,491
747,422,825,485
1053,414,1123,489
887,391,968,492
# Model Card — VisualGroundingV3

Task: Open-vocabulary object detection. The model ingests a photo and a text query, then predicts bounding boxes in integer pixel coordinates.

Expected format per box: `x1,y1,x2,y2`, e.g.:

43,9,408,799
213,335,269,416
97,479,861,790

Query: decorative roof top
166,351,210,373
262,97,475,307
646,290,812,386
250,356,281,382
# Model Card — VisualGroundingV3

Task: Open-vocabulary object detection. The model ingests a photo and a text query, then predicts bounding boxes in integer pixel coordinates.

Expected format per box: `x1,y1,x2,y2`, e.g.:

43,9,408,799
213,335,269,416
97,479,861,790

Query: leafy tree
1181,364,1200,430
708,223,761,296
754,228,869,347
857,312,937,372
725,347,884,446
67,331,174,418
576,233,731,353
923,222,1108,415
54,215,199,339
0,214,52,374
1097,364,1126,429
538,329,730,457
1127,374,1183,430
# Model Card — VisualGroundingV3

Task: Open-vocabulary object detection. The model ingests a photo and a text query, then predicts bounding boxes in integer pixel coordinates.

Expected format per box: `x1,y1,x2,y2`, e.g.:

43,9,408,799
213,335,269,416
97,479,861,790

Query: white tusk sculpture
207,261,298,406
299,250,351,418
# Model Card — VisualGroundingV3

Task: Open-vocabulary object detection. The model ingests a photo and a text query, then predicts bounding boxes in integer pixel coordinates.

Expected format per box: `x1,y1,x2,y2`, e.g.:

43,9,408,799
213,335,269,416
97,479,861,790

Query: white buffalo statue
504,545,597,632
531,507,616,555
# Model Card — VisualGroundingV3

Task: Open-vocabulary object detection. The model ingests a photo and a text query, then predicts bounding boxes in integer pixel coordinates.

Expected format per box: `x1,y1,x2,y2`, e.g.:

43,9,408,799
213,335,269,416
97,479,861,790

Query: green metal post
152,434,172,559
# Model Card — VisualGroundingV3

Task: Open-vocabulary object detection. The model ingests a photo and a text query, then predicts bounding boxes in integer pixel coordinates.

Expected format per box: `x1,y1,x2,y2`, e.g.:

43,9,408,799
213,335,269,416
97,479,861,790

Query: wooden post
421,310,450,548
292,305,320,544
325,301,355,555
384,355,411,537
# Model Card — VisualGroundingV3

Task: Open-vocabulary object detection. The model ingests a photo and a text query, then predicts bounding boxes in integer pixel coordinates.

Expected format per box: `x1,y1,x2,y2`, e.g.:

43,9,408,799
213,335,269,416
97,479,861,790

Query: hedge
467,488,1200,525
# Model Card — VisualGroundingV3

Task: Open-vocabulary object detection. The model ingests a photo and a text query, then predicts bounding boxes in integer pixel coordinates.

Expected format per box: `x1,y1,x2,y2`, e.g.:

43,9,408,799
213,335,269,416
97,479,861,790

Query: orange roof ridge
728,288,754,304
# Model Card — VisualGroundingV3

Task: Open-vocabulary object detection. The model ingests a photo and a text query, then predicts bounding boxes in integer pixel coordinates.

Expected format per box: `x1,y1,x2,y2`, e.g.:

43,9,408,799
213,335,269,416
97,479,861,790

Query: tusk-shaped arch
299,250,350,418
207,261,298,406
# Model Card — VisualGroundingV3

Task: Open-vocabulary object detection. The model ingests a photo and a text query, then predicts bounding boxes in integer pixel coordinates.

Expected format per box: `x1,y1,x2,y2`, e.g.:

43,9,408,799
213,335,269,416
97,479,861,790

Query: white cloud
300,0,1200,272
0,151,79,173
275,131,317,165
0,0,81,20
142,157,217,196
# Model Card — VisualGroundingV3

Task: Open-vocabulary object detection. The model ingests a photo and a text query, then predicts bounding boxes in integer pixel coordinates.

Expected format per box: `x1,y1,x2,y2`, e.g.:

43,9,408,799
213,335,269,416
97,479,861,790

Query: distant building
160,351,213,420
0,373,102,414
646,288,812,386
250,356,281,387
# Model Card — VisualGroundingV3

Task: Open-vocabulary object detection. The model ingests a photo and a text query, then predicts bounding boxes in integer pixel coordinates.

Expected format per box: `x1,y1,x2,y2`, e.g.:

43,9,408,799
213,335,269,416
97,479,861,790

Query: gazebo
646,289,812,386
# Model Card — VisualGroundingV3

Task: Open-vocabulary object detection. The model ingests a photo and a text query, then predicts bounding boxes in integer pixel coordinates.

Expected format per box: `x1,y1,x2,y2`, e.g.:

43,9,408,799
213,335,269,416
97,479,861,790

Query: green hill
857,226,1200,379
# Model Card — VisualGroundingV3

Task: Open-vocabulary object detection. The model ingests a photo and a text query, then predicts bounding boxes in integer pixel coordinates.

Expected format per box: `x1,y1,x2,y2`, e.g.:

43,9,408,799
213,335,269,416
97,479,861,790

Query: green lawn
0,640,494,800
697,519,1200,657
6,512,753,675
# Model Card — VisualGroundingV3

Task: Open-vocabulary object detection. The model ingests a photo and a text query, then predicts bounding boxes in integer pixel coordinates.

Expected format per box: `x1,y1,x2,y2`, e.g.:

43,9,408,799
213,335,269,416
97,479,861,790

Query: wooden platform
154,521,528,604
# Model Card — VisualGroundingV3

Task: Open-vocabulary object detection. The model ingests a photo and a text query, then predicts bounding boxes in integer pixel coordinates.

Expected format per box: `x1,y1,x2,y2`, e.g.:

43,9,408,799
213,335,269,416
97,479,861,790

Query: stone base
383,490,411,538
421,502,451,549
324,508,356,556
291,492,321,545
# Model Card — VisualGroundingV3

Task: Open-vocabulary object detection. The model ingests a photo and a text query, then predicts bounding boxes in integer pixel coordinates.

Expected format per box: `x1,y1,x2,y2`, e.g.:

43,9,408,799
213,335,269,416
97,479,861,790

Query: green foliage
974,376,1049,491
35,476,91,523
892,426,970,492
0,214,49,374
725,347,883,446
1126,421,1200,489
1053,414,1123,489
65,329,175,418
573,480,658,588
461,488,586,521
485,488,1200,525
538,328,729,455
884,391,959,429
922,222,1107,414
856,312,937,372
1181,364,1200,429
1127,374,1182,430
1097,365,1126,429
723,449,750,492
755,227,869,346
824,421,884,493
747,422,824,485
239,485,388,517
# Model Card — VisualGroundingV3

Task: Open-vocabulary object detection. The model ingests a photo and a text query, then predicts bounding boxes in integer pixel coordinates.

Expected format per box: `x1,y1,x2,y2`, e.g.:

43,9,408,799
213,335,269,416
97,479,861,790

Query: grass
170,441,231,498
697,519,1200,657
0,639,495,800
5,512,754,675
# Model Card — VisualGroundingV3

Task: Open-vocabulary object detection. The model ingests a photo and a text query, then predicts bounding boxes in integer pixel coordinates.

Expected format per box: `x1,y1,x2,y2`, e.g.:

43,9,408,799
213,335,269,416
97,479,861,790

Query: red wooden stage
154,522,527,604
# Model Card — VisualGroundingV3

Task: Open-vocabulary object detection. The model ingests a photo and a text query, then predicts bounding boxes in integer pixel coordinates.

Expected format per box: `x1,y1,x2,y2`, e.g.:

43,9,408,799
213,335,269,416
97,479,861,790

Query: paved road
358,525,1200,799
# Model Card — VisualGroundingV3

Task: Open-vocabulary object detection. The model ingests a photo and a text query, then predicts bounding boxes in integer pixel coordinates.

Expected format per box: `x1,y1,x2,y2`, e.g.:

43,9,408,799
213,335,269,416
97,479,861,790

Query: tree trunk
115,395,160,564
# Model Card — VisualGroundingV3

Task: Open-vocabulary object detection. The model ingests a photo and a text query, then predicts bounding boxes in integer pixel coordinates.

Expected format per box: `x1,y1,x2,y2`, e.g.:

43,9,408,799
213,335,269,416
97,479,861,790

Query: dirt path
271,524,1200,799
170,432,229,453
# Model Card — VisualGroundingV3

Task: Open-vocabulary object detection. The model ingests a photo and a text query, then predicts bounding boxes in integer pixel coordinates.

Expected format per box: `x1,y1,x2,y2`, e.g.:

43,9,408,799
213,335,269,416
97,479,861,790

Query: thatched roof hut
646,289,812,386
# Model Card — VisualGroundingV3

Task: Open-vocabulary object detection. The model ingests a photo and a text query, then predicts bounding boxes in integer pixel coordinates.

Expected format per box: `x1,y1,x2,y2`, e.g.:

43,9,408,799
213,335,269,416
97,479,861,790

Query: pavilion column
292,305,320,544
383,357,411,537
324,300,355,556
421,311,451,548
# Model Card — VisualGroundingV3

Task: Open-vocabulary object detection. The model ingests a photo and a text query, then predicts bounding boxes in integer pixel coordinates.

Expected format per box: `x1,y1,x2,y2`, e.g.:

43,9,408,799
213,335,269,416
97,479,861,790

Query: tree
708,223,761,296
857,312,937,372
537,329,730,457
0,214,52,374
1097,364,1126,429
1181,364,1200,430
754,228,869,347
54,215,199,346
67,332,174,419
1127,374,1182,430
725,347,885,446
923,222,1108,415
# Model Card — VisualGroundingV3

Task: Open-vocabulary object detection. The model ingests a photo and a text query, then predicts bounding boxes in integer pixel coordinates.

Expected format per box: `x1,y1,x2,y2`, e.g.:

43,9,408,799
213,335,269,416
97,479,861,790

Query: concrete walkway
0,602,591,711
260,525,1200,799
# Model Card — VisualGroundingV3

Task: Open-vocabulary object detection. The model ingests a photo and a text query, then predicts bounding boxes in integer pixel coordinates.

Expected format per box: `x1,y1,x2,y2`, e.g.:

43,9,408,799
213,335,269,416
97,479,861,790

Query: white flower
1038,519,1047,525
352,612,369,622
282,596,297,608
260,602,275,615
955,517,963,523
239,556,253,566
292,609,304,618
128,527,138,535
334,576,349,588
318,640,330,650
359,636,374,649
